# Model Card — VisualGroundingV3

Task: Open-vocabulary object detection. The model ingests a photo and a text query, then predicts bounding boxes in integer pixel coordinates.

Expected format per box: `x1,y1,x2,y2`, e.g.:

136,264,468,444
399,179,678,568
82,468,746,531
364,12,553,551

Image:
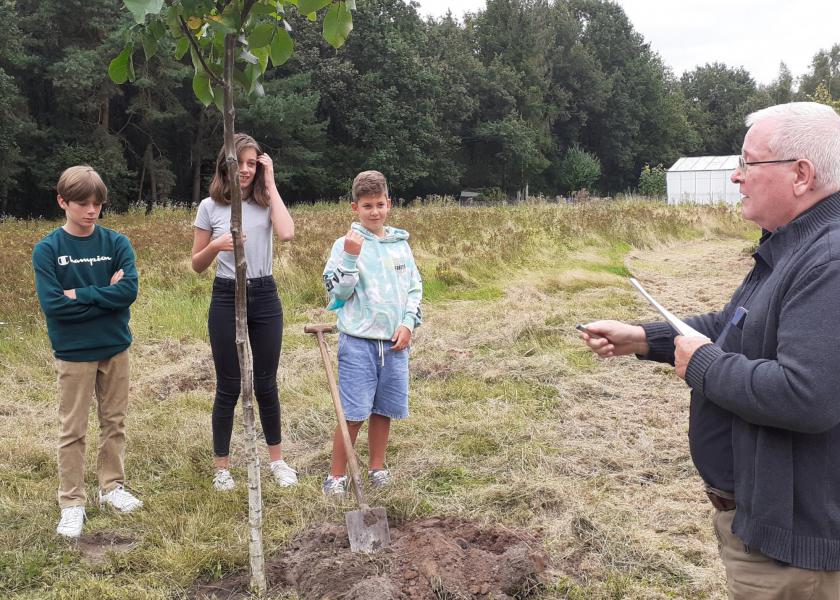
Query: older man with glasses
579,102,840,600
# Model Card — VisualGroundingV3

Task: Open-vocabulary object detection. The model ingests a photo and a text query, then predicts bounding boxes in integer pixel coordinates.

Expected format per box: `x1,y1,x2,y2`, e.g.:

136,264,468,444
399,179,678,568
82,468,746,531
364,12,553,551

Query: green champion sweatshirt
32,225,138,361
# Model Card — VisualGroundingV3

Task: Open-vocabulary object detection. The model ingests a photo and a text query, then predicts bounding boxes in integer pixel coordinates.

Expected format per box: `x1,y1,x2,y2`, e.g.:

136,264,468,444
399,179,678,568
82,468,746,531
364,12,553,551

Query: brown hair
208,133,270,207
352,170,389,202
56,165,108,204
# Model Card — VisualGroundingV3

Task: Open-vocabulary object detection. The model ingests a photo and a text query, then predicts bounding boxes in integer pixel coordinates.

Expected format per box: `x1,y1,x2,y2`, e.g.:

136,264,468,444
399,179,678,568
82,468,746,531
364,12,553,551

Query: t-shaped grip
304,324,336,335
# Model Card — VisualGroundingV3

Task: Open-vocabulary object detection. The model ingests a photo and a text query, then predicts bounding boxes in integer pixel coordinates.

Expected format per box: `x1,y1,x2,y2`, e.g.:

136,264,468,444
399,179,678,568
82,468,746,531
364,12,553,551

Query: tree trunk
149,148,159,208
99,94,109,131
143,143,153,215
138,144,147,207
192,109,206,206
223,33,266,595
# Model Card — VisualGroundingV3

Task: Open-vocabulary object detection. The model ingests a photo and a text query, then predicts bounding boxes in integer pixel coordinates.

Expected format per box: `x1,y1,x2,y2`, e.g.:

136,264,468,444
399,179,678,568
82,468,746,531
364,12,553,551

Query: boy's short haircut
352,170,389,202
57,166,108,205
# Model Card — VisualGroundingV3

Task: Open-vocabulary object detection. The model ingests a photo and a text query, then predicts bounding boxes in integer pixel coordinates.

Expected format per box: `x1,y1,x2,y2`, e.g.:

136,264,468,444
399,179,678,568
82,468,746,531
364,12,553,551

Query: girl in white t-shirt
190,133,297,491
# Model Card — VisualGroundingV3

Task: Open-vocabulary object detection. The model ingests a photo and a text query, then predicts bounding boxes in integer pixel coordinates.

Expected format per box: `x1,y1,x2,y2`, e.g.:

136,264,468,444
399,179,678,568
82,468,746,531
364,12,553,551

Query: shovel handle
306,326,368,508
304,324,336,335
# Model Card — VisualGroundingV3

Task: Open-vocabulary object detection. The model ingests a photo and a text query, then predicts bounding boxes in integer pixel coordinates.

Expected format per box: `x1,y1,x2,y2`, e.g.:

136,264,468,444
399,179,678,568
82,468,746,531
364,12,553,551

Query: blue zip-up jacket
323,222,422,340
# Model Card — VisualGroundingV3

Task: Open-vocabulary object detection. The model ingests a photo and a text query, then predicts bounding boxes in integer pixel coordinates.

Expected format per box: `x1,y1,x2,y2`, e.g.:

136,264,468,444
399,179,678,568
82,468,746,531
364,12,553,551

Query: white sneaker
99,485,143,513
56,506,86,538
269,459,298,487
213,468,235,491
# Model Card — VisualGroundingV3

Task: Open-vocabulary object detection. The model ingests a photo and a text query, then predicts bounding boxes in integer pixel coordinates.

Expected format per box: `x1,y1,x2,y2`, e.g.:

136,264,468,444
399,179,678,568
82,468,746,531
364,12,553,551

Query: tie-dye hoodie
323,222,423,340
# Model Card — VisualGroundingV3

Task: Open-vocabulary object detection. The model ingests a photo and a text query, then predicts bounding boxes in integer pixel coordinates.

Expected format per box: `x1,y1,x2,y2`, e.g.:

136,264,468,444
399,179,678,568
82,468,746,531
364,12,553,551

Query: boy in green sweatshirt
32,166,142,538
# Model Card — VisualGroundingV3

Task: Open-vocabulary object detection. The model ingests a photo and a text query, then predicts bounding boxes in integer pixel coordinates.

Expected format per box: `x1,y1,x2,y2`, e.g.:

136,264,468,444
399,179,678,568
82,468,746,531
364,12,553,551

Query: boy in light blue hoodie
322,170,422,496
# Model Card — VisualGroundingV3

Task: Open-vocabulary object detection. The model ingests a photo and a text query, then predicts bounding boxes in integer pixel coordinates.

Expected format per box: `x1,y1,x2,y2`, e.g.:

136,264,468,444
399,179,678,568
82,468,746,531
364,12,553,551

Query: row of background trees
1,0,839,217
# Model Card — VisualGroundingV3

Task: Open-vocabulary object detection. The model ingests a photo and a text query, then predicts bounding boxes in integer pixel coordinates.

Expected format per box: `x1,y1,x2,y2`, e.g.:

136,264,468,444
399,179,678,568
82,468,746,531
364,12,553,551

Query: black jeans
208,276,283,457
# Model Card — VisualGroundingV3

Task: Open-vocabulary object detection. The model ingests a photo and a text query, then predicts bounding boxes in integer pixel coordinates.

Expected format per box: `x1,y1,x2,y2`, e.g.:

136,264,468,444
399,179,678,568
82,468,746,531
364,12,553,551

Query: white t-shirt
193,197,273,279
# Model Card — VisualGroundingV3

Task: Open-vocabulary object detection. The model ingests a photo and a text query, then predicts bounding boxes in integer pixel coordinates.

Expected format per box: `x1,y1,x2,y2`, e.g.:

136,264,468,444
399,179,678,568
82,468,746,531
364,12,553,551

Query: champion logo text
57,255,112,267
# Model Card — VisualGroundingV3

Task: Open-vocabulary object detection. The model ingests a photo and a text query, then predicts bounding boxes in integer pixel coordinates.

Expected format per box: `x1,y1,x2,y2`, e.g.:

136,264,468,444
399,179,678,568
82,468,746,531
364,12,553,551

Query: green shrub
557,146,601,195
638,164,666,198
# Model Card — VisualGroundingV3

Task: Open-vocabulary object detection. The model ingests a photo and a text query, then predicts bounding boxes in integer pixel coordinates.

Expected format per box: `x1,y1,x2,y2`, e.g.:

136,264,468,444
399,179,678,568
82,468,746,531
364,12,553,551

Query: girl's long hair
208,133,270,207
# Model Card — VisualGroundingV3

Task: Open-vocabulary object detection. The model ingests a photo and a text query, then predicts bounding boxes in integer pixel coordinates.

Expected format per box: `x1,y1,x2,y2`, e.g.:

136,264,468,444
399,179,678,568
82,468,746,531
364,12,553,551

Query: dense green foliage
1,0,839,216
557,146,601,195
637,163,666,198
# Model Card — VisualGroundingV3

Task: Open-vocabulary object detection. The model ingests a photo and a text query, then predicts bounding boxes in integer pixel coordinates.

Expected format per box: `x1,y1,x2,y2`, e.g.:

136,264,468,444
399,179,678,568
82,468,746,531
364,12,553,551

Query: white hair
746,102,840,193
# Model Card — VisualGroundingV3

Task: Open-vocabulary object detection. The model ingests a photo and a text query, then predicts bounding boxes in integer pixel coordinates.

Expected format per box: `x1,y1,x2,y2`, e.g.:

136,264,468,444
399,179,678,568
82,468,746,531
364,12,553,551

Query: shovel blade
346,506,390,553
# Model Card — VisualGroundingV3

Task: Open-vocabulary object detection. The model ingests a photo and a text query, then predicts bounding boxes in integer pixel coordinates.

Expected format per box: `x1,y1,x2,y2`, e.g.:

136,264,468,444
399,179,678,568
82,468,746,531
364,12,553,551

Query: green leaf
323,2,352,49
212,32,225,55
123,0,165,25
248,23,275,48
149,20,166,39
245,63,260,87
142,34,158,60
192,72,214,106
206,19,236,35
298,0,331,16
108,45,133,84
345,0,356,9
269,28,294,67
251,3,278,17
175,36,190,60
166,6,184,37
252,47,270,73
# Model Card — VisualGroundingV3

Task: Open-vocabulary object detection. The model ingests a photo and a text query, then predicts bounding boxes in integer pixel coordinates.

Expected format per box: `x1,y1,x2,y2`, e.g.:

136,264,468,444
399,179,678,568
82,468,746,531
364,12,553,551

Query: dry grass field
0,199,757,598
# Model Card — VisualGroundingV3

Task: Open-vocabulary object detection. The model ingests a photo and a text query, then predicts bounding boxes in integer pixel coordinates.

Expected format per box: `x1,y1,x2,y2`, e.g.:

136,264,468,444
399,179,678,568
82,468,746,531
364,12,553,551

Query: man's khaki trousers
56,350,130,508
714,508,840,599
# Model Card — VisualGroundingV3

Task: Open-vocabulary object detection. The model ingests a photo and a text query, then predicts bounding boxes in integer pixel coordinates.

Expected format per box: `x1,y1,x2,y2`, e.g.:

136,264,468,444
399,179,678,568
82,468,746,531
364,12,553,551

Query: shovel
304,324,391,553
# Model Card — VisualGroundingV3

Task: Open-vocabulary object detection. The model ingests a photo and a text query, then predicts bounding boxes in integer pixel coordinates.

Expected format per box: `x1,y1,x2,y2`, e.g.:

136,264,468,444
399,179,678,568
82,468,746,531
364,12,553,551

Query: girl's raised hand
258,154,276,189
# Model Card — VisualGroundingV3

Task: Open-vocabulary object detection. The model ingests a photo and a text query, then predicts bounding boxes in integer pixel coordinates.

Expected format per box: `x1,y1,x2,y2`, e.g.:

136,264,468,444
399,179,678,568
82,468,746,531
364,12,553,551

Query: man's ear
57,195,67,209
792,159,817,196
351,201,359,212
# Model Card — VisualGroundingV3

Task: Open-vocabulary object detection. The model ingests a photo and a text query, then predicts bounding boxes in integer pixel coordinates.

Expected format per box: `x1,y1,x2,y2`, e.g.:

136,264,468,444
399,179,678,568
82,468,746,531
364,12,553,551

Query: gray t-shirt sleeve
194,197,213,231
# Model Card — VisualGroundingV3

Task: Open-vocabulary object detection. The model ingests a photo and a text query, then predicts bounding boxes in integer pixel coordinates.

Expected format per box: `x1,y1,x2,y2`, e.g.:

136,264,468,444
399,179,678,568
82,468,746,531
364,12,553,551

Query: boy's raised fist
344,230,364,256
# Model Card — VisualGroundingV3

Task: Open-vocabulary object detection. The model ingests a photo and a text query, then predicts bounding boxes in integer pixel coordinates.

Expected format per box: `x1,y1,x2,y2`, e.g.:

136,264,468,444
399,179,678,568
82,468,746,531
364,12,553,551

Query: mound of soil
191,517,548,599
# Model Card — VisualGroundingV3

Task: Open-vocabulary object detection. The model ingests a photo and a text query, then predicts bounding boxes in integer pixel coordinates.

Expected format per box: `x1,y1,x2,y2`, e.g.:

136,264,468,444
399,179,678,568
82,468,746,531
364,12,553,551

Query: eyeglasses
737,156,799,172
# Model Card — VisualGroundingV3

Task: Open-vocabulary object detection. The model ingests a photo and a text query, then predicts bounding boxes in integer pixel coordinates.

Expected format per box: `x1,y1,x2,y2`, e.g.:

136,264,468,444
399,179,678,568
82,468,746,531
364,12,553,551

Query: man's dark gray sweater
649,191,840,570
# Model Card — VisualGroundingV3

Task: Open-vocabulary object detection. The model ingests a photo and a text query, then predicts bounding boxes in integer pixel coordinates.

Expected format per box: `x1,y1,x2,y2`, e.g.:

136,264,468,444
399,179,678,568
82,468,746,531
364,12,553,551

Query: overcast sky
412,0,840,85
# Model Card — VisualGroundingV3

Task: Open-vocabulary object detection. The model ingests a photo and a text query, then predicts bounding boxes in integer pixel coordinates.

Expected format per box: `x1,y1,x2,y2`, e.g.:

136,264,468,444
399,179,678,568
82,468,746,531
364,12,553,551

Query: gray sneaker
368,468,391,488
322,474,348,497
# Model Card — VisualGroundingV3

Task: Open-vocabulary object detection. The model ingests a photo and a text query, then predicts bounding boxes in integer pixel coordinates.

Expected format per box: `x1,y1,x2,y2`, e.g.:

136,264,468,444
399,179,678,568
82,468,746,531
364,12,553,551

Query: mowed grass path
0,201,756,599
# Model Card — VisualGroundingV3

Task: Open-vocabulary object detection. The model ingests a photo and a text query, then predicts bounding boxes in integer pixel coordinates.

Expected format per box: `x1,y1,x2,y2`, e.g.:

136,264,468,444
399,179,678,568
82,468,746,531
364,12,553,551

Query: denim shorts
337,333,410,421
